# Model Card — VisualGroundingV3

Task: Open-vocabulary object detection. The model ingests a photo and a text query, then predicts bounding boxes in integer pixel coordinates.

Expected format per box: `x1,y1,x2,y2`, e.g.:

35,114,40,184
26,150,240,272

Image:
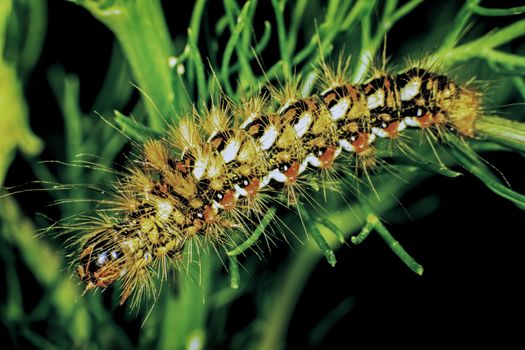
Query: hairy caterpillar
72,61,482,306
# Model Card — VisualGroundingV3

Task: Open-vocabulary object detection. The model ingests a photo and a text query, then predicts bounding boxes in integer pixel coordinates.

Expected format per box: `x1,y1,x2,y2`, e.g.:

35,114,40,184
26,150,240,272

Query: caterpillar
72,62,482,306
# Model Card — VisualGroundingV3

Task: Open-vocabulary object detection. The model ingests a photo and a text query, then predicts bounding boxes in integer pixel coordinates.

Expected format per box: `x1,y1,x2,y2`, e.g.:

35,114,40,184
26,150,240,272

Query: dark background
3,0,525,349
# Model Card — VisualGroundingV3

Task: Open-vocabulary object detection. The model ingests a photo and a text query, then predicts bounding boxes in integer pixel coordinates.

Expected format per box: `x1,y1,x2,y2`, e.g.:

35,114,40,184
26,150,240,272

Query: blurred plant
1,0,524,349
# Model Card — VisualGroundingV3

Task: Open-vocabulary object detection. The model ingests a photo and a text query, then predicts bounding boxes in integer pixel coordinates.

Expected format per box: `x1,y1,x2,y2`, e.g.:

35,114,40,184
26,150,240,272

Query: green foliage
1,0,524,349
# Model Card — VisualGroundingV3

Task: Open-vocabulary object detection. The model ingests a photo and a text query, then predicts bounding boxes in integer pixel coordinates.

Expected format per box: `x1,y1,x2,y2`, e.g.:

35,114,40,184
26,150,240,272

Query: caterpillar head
77,239,125,292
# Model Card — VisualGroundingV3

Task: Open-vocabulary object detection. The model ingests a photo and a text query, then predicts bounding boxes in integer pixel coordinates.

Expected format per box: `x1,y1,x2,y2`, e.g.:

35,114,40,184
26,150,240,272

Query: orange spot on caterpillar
177,160,189,174
204,205,217,224
319,147,336,168
284,162,301,183
417,112,435,129
245,178,261,197
220,189,236,210
385,121,400,138
346,84,358,101
154,180,169,196
352,133,371,153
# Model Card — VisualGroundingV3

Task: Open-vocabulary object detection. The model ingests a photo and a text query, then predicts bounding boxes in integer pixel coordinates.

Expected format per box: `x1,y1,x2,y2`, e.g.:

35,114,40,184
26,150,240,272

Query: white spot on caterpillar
156,199,173,221
329,98,350,121
302,155,321,170
334,145,342,159
371,121,406,138
372,127,389,138
404,116,419,127
294,112,313,138
234,184,248,197
261,169,287,185
97,252,108,266
260,125,278,150
206,160,222,178
397,120,407,132
400,79,421,101
339,139,355,152
277,101,292,115
240,113,258,129
221,139,241,163
192,156,208,180
366,89,385,109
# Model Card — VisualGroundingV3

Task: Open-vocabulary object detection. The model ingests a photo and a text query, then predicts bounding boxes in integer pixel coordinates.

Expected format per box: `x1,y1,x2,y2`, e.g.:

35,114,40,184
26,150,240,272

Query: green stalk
76,0,189,130
438,19,525,65
227,207,277,256
356,214,424,275
475,115,525,153
0,0,42,184
472,4,525,16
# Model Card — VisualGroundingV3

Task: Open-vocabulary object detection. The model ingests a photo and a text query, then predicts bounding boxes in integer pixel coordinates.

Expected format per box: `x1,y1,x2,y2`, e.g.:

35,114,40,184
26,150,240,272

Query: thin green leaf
472,4,525,16
114,111,162,142
228,255,241,289
447,134,525,208
227,207,277,256
300,207,337,267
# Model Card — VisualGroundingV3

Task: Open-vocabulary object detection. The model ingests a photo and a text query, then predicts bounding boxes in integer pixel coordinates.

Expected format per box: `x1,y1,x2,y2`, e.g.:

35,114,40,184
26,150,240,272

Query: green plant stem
228,255,240,289
257,241,321,350
286,0,308,55
353,214,424,275
78,0,188,130
472,4,525,16
512,77,525,100
47,67,84,205
187,28,207,102
271,0,291,79
475,115,525,153
438,18,525,66
447,134,525,209
221,1,251,97
386,153,462,178
227,207,277,256
17,0,47,79
314,216,345,244
299,207,337,266
0,0,42,184
439,0,479,50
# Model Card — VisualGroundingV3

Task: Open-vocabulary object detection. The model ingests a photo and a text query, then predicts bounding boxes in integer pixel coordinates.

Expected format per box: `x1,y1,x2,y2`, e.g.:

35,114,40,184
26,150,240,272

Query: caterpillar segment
75,67,481,304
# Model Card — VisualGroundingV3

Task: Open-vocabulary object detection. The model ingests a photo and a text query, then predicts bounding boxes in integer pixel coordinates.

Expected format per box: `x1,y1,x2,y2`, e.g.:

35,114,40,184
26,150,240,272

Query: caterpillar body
74,65,480,305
